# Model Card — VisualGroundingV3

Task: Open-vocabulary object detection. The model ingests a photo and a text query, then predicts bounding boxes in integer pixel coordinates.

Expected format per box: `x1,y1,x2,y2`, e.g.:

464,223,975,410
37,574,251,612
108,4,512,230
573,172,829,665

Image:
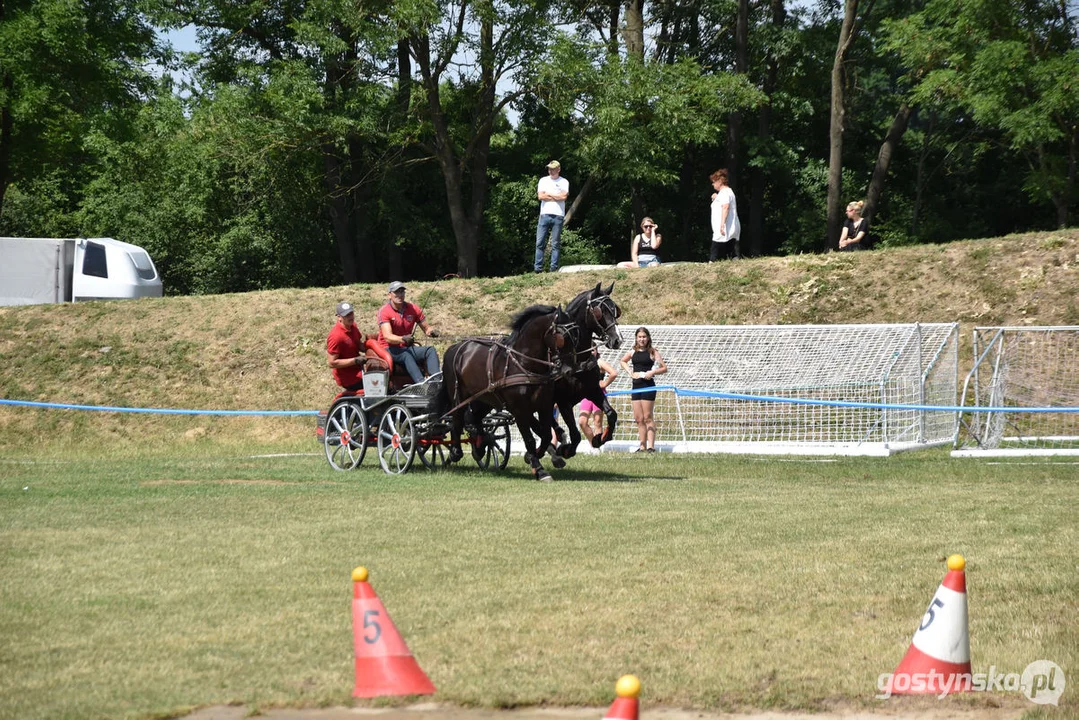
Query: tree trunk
347,135,377,282
607,3,620,55
323,147,357,283
0,70,13,218
563,175,595,226
726,0,749,187
411,28,496,278
386,39,412,280
623,0,644,60
826,0,859,252
678,143,697,260
912,110,935,236
864,102,911,224
749,0,786,257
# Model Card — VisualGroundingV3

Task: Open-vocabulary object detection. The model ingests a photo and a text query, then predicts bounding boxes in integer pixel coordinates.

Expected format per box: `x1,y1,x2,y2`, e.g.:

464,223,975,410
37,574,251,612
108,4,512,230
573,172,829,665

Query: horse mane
508,303,558,341
565,288,592,318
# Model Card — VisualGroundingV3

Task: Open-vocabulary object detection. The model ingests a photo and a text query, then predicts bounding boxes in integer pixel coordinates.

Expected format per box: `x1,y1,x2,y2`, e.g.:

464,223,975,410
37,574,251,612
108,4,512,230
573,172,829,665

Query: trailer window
82,242,108,278
127,251,157,280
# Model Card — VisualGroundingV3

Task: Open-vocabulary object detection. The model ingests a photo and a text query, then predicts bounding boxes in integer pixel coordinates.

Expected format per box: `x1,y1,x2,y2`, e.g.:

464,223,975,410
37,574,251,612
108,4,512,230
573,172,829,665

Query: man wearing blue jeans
534,160,569,273
377,281,440,384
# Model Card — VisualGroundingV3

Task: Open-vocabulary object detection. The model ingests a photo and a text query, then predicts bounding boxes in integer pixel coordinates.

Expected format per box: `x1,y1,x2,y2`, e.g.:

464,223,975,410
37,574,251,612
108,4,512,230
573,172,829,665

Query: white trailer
0,237,163,306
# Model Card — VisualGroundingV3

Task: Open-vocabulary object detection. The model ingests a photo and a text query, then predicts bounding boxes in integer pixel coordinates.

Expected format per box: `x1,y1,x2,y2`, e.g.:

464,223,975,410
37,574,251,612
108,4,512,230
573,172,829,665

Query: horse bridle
587,295,620,346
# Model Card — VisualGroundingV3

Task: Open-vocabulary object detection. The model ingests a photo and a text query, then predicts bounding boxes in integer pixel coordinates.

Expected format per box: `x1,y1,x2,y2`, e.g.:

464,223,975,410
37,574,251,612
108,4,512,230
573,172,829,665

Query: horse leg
470,404,491,463
515,416,551,482
447,410,465,463
556,393,581,459
597,395,618,447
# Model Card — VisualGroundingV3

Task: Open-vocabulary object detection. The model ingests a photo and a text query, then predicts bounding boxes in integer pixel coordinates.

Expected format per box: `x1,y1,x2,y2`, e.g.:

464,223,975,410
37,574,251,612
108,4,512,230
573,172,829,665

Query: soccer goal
952,326,1079,457
581,323,959,456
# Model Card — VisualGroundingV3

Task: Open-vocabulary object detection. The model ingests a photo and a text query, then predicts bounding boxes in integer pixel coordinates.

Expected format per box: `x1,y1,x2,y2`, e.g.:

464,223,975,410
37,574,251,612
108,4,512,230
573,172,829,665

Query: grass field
1,436,1075,720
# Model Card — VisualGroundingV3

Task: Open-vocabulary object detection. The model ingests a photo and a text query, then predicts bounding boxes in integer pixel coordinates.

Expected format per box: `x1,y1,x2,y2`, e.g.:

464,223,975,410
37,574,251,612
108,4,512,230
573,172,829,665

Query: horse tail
438,343,461,416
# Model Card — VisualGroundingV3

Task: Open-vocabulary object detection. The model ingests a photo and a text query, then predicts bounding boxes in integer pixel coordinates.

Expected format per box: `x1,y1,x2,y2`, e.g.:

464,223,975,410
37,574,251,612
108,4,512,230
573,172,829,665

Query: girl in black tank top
619,326,668,452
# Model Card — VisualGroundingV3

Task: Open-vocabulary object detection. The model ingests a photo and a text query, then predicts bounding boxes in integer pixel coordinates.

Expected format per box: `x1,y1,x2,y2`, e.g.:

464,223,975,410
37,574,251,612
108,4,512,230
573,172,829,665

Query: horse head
585,282,621,349
509,304,577,376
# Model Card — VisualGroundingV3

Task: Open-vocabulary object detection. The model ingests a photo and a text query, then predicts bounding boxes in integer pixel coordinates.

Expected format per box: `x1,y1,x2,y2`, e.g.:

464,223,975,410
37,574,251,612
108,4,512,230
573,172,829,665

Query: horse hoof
537,471,553,482
551,455,566,469
559,445,577,459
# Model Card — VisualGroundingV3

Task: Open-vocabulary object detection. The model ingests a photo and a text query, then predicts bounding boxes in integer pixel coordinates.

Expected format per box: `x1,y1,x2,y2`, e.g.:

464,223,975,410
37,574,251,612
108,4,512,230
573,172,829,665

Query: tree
825,0,862,251
403,0,558,277
884,0,1079,228
0,0,156,221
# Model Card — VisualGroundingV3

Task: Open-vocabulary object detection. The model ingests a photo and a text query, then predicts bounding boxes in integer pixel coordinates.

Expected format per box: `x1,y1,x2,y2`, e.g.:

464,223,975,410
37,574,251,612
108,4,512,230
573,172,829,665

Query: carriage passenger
377,281,441,385
326,302,365,392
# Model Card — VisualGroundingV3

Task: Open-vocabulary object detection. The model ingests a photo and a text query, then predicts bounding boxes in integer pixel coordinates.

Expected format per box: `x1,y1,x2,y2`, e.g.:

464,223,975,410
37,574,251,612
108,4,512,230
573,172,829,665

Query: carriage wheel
475,414,512,471
324,400,367,471
377,404,417,475
418,437,452,470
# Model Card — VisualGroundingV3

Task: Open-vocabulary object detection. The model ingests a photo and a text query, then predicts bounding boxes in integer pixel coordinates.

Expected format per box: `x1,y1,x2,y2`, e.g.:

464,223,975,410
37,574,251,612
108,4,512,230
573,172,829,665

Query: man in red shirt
327,301,365,391
377,281,440,384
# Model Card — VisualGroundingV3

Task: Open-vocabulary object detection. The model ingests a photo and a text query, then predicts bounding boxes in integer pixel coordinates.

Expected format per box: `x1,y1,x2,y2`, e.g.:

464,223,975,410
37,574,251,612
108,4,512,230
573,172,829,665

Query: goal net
952,326,1079,457
572,323,959,456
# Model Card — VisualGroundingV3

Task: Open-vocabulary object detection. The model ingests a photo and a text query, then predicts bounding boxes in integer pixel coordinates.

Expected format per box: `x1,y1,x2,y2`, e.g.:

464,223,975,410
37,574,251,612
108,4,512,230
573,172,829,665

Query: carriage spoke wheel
475,414,512,471
324,401,367,471
377,404,417,475
418,437,452,470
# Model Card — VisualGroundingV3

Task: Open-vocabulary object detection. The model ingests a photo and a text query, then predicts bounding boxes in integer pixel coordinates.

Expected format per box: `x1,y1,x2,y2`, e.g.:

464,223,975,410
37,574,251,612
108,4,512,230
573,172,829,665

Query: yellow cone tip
615,674,641,699
947,554,966,572
352,566,369,582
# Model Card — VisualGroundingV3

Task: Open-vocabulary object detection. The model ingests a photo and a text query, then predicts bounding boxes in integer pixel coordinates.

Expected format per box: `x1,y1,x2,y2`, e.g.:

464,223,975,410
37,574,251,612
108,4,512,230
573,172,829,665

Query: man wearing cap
377,281,440,384
534,160,570,273
327,301,365,391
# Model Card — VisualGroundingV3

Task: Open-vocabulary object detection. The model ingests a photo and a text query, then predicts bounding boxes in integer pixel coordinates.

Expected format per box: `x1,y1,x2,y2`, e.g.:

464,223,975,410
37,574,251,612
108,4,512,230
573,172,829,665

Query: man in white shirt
709,168,740,261
534,160,570,272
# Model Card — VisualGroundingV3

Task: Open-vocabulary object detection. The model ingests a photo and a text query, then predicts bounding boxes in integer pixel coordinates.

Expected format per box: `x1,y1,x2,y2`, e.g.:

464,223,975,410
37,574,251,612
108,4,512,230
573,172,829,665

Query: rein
444,314,570,418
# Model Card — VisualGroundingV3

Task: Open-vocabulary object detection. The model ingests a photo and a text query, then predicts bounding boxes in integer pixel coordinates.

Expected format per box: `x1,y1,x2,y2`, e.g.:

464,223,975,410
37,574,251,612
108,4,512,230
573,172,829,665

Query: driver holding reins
377,281,441,384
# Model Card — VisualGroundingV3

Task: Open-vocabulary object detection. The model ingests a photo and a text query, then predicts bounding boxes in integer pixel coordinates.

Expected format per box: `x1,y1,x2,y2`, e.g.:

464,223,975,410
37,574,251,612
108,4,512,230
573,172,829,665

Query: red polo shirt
377,301,425,348
327,322,363,388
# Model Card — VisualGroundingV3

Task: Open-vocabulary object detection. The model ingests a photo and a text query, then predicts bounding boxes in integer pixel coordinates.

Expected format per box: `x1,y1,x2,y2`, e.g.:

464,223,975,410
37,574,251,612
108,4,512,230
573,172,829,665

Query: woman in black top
617,217,662,268
619,326,668,452
838,200,870,251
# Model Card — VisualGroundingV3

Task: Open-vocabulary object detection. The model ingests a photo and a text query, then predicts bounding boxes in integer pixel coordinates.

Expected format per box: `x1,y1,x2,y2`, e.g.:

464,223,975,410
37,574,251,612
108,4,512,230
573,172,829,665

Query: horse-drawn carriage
318,372,514,475
317,283,622,480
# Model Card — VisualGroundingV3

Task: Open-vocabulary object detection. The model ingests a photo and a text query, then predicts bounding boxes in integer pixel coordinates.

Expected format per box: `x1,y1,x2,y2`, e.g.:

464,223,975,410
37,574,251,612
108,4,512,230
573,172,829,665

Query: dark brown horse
545,283,623,459
440,304,575,481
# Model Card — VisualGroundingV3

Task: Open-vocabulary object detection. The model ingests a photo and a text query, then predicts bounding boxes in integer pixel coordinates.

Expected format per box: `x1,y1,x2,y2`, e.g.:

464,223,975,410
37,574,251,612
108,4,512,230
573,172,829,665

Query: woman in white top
616,217,663,268
709,168,740,261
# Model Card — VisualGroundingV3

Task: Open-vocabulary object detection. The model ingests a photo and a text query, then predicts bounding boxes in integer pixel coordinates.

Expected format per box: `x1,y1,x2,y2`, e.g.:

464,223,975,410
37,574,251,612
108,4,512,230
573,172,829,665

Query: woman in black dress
838,200,870,251
619,327,668,452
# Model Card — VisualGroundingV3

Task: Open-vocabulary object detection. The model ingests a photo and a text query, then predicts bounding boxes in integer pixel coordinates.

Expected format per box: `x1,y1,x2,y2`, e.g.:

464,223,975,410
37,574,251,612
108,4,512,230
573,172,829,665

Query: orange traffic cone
603,675,640,720
351,566,436,698
888,554,972,695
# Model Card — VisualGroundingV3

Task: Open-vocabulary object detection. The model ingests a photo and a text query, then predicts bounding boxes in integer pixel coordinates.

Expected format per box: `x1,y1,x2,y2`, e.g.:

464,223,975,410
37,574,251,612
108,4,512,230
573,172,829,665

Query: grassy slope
1,230,1076,452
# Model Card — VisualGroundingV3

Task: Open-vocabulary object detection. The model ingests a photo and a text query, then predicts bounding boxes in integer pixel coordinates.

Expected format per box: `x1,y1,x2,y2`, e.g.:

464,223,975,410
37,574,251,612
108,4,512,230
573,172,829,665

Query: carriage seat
361,336,418,391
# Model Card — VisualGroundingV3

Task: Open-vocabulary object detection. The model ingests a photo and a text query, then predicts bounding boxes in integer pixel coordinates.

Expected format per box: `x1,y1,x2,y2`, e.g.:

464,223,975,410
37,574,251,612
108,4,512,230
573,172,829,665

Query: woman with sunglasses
617,217,662,268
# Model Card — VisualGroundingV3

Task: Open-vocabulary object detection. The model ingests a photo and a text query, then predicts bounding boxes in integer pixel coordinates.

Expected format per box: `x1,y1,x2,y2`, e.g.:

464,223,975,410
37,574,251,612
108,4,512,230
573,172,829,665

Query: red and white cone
889,554,972,695
351,566,436,698
603,675,640,720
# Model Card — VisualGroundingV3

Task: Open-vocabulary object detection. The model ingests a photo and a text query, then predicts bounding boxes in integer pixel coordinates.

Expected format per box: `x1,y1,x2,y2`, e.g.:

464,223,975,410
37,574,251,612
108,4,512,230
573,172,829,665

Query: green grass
1,448,1076,719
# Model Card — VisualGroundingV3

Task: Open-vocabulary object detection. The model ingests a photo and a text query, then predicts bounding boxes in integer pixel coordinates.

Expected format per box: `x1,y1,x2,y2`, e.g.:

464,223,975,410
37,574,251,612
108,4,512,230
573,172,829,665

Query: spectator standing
534,160,570,273
838,200,870,251
620,327,668,453
709,169,740,261
376,281,440,384
327,301,365,392
616,217,662,268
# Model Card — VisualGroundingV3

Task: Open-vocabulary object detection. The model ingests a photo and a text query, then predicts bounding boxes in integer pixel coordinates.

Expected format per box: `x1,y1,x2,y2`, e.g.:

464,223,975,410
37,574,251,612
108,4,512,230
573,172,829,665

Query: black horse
544,283,623,460
440,304,575,481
